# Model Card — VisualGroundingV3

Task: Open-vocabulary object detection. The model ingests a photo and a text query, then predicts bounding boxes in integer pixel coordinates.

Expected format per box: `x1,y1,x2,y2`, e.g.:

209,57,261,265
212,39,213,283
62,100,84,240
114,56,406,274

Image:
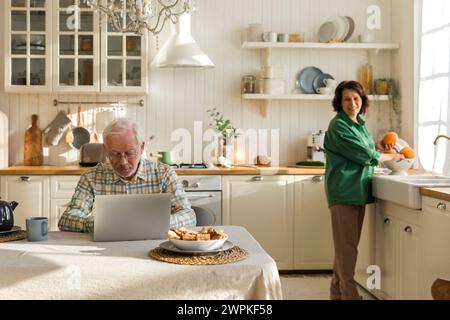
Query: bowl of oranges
381,132,415,175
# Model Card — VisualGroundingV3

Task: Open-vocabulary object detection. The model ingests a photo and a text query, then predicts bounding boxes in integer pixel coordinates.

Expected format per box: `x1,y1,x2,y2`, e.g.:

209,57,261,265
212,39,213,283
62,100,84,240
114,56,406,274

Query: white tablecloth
0,226,282,300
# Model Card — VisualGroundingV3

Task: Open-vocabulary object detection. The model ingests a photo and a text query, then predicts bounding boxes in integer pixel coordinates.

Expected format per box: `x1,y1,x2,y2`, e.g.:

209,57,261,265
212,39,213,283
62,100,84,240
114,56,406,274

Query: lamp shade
151,13,214,68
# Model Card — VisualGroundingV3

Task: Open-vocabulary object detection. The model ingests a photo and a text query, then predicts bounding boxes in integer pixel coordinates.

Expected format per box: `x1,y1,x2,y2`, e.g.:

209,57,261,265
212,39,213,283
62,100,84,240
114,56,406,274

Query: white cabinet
0,175,49,229
293,176,333,270
222,175,295,270
4,0,148,93
421,196,450,300
374,200,423,300
0,175,79,231
53,0,100,92
4,0,53,92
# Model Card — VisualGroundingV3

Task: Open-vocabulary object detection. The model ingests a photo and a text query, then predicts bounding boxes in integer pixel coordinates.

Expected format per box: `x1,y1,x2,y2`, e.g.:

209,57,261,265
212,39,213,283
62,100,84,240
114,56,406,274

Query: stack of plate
260,66,285,94
318,16,355,43
296,67,336,94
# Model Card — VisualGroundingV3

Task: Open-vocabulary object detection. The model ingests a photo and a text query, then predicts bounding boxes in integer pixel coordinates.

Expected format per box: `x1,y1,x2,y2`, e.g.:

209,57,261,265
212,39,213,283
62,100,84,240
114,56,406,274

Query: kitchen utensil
65,106,74,145
159,240,234,256
0,200,18,231
0,111,8,168
317,87,332,95
90,108,99,143
169,234,229,251
159,151,175,165
334,16,348,42
298,66,323,94
24,114,43,166
343,16,355,42
43,110,71,146
71,105,90,150
313,73,335,93
318,21,337,43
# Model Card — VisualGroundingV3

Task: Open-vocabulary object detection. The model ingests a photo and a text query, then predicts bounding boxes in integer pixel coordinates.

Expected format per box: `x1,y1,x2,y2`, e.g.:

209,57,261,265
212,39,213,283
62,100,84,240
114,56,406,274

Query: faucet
433,135,450,145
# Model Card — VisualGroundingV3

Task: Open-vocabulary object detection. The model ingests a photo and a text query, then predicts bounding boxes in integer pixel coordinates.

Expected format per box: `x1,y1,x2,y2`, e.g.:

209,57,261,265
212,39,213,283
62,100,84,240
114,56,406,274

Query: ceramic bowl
384,158,414,175
169,234,229,251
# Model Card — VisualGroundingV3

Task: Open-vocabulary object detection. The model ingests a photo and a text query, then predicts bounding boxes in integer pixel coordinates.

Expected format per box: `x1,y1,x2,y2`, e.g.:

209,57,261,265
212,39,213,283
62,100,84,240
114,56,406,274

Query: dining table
0,226,283,300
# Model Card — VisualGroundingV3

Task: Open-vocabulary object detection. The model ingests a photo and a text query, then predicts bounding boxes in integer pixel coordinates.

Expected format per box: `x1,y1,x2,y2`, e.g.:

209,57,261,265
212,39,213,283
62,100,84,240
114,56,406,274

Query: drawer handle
20,176,31,182
252,176,264,182
311,175,324,182
404,226,413,233
383,218,390,225
437,202,447,210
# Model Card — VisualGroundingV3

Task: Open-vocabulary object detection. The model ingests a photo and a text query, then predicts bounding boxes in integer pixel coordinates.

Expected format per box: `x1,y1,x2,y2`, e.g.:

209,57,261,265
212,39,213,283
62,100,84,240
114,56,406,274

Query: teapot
0,200,18,231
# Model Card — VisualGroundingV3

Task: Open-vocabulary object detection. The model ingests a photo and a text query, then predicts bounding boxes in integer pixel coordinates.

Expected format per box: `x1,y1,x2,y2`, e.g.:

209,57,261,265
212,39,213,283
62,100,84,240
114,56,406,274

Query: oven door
185,191,222,226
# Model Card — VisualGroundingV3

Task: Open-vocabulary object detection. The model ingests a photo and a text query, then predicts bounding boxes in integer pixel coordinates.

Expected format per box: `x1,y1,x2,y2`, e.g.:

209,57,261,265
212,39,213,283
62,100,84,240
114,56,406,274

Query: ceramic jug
0,201,18,231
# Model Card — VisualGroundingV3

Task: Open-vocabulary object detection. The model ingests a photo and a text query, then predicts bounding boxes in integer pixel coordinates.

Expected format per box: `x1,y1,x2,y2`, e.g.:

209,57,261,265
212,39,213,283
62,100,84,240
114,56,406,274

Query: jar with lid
242,75,256,94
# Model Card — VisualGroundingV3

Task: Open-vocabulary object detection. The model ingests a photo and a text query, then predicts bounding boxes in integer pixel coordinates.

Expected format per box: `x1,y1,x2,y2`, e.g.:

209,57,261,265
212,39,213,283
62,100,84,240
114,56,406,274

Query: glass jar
242,75,256,94
359,63,373,94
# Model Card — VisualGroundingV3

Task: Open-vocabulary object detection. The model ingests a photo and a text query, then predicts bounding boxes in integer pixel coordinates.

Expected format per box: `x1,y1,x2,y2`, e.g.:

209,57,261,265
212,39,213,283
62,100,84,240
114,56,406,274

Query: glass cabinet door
101,5,147,93
6,0,51,91
54,0,99,92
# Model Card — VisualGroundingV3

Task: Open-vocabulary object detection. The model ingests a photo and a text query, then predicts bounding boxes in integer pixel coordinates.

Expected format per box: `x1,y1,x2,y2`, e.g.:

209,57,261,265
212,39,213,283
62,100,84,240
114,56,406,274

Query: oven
180,175,222,226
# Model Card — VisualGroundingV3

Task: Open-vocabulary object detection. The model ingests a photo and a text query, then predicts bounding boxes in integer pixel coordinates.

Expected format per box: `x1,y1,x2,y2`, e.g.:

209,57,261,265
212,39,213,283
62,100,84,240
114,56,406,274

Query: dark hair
332,81,369,115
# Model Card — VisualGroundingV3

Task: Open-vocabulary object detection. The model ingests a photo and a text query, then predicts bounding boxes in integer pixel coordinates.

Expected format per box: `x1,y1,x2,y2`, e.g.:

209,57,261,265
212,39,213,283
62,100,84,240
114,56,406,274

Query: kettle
0,200,18,231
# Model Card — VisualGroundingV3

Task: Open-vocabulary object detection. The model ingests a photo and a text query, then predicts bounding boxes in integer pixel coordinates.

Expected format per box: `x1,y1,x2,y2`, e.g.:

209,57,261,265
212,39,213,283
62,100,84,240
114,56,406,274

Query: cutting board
24,114,43,166
0,111,8,168
287,165,325,169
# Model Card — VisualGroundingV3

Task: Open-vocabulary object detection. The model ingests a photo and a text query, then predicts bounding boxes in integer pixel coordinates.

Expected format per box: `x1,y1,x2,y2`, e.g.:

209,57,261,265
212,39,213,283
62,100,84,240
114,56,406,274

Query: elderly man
58,119,196,233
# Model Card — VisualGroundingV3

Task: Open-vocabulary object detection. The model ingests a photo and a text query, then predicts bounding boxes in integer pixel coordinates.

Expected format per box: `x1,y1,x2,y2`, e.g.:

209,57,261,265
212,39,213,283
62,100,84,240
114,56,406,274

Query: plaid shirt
58,158,196,233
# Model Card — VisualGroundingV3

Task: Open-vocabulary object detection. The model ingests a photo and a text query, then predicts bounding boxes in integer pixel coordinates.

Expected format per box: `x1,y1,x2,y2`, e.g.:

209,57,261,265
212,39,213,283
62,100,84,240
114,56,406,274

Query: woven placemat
148,246,248,265
0,230,27,243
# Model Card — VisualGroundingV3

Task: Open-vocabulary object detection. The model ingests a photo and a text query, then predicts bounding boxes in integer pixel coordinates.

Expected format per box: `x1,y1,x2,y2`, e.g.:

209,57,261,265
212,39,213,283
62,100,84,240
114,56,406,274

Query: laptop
92,193,172,242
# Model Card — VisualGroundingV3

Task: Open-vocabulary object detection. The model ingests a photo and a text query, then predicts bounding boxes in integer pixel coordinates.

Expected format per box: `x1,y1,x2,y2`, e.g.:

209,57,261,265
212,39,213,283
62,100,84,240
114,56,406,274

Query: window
417,0,450,175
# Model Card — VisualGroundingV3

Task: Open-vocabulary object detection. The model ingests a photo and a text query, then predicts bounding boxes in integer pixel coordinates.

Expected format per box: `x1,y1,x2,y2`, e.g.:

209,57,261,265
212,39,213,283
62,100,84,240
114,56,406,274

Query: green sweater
324,112,381,208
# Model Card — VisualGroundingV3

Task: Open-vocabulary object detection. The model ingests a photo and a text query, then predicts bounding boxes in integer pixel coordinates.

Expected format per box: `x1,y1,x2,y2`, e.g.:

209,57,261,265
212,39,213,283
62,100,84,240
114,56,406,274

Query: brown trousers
329,204,365,300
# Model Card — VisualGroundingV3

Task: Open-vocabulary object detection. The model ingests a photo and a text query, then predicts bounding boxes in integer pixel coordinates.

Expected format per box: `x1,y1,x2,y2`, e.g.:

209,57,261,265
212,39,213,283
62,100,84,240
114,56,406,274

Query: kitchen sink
373,174,450,209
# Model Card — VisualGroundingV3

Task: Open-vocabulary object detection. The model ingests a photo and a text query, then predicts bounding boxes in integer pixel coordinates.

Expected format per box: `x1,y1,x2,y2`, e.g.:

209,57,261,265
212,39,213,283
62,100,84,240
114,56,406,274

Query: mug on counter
26,217,48,241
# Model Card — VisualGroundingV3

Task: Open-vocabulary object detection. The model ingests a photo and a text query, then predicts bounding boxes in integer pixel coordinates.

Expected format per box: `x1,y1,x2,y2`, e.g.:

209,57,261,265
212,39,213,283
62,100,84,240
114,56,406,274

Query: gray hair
103,118,145,146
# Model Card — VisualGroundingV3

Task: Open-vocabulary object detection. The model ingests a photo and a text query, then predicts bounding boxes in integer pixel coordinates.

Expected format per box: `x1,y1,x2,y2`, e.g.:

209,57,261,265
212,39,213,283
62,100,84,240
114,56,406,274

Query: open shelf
242,94,390,101
242,41,400,51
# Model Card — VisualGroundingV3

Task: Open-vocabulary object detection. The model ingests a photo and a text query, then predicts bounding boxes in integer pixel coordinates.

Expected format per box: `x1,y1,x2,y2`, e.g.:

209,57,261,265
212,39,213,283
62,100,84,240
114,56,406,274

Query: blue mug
26,217,48,241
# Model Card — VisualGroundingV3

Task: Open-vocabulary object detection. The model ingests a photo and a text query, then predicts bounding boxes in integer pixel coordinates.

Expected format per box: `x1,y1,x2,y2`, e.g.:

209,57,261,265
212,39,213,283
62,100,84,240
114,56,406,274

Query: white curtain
417,0,450,175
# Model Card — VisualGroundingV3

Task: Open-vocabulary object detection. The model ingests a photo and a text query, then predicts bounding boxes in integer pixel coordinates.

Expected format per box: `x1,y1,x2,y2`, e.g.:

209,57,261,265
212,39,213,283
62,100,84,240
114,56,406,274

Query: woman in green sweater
324,81,404,300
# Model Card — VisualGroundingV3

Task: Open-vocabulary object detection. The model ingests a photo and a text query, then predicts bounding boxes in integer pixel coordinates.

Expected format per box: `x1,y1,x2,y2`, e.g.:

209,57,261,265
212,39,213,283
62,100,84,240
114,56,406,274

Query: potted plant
207,108,239,163
373,78,402,135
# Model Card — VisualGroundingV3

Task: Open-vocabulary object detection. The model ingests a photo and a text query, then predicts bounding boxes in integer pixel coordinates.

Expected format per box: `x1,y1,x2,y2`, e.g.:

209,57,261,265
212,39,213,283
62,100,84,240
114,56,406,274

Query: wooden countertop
0,165,326,176
420,187,450,202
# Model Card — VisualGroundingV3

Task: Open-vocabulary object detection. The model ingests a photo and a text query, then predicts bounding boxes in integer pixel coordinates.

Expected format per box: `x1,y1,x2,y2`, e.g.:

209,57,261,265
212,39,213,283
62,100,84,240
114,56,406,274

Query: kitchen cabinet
293,175,333,270
53,0,100,92
222,175,295,270
374,200,423,300
0,175,79,231
421,196,450,300
0,175,49,229
4,0,53,92
222,174,334,271
4,0,148,93
100,5,148,93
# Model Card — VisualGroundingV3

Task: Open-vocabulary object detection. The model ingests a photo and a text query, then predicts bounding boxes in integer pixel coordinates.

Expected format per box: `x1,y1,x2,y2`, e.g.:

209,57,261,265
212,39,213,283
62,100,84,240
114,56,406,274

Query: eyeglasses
107,149,140,161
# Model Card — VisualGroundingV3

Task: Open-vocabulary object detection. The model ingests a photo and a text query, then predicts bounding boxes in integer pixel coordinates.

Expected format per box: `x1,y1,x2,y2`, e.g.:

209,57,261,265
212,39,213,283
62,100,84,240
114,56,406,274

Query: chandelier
83,0,193,35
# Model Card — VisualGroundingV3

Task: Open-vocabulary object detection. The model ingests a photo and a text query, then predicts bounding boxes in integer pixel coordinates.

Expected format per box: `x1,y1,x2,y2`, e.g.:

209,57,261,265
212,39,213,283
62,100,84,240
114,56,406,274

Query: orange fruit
383,131,398,145
383,149,397,154
399,147,415,159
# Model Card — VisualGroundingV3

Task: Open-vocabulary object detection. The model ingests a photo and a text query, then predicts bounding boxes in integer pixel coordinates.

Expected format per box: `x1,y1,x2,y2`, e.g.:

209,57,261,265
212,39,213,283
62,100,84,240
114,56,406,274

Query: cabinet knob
311,175,324,182
181,180,189,188
252,176,264,182
437,202,447,210
404,226,413,233
191,182,201,189
383,218,390,225
20,176,31,182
